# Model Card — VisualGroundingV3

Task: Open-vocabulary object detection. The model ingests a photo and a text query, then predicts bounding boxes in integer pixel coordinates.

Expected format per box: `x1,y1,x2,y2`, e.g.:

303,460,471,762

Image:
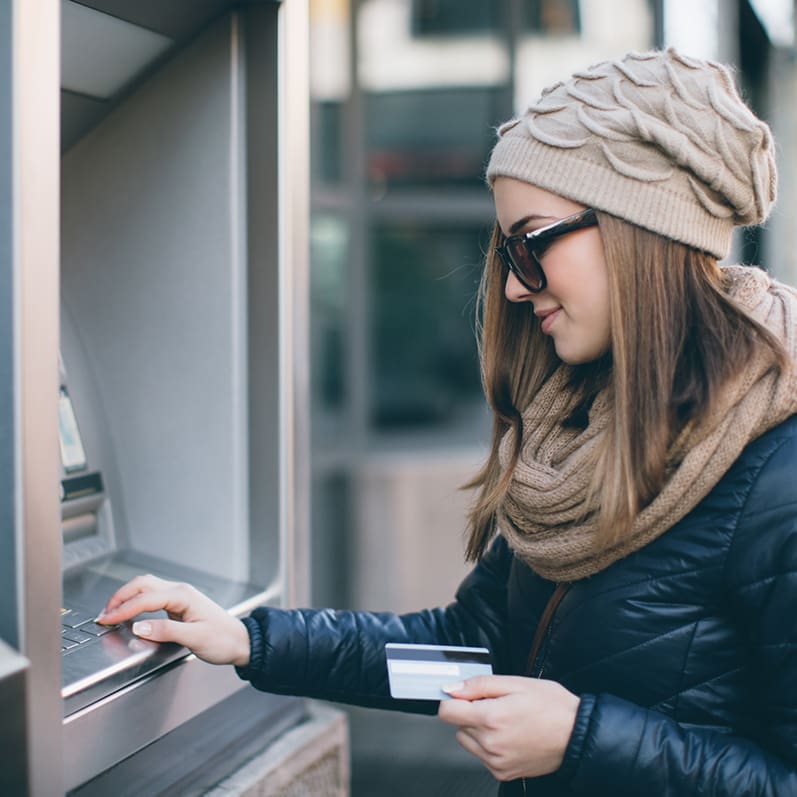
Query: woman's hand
97,574,251,667
437,675,580,782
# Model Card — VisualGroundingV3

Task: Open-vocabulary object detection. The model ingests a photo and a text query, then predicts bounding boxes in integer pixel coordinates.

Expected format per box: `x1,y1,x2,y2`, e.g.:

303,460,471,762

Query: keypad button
62,628,94,645
62,610,94,628
80,622,116,636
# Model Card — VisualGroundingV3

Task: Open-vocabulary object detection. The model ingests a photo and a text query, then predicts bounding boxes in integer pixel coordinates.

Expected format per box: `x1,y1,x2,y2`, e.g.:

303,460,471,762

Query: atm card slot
61,471,104,502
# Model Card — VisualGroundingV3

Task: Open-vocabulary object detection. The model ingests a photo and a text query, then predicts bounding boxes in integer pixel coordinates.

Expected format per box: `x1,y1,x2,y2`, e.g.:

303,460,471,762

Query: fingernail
132,621,152,637
94,611,106,622
442,681,464,694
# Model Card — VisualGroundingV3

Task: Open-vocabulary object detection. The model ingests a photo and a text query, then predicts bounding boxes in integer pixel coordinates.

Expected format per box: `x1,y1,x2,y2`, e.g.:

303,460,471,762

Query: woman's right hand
97,574,251,667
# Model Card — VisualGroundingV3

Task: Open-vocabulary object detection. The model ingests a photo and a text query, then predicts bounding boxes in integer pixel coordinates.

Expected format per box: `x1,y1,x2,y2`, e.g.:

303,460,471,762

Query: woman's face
493,177,611,365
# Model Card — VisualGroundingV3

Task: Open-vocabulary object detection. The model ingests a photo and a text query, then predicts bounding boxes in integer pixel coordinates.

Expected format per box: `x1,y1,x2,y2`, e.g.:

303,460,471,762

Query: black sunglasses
495,208,598,293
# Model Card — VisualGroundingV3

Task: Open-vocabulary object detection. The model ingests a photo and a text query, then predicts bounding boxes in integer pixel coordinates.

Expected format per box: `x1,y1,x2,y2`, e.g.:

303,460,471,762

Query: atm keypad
61,608,118,653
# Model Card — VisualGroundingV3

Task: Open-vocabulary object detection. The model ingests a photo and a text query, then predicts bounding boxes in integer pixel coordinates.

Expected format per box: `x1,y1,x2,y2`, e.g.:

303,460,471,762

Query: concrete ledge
205,702,350,797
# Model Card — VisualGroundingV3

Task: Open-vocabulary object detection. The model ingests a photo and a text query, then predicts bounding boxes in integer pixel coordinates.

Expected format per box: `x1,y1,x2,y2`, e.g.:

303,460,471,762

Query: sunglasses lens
506,241,544,290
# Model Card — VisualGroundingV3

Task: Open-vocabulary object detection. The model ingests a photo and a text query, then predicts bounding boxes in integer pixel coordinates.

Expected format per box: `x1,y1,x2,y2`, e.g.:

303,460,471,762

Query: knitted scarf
498,265,797,582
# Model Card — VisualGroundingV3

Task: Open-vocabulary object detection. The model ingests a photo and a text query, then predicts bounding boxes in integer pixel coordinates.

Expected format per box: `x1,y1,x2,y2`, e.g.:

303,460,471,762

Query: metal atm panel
9,1,308,793
54,2,309,790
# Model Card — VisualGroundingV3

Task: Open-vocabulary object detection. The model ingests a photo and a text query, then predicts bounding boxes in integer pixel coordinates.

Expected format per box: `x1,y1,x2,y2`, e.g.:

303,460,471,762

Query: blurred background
305,1,797,793
308,0,796,612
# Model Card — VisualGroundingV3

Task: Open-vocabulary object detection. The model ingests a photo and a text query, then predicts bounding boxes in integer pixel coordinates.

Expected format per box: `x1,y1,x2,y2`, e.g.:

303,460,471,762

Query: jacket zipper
526,582,569,676
520,582,570,796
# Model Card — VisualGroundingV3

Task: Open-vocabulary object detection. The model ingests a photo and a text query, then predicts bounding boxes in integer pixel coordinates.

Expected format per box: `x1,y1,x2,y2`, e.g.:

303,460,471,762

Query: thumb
442,674,528,700
132,617,197,647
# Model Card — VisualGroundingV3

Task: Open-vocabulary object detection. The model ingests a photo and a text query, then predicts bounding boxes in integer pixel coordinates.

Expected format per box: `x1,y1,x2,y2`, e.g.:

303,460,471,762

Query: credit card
385,643,493,700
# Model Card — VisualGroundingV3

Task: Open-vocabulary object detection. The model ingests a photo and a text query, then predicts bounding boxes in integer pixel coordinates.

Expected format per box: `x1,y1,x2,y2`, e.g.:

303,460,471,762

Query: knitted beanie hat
486,48,777,259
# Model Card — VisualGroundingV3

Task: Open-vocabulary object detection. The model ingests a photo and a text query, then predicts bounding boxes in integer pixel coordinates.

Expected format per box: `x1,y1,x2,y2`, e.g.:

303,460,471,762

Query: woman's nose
505,270,534,303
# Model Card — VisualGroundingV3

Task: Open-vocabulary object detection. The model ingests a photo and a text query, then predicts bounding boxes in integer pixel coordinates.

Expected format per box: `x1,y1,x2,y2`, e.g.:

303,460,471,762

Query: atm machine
3,1,337,794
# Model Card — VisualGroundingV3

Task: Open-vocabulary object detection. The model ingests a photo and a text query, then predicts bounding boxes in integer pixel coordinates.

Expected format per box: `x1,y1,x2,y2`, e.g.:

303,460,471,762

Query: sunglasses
494,208,598,293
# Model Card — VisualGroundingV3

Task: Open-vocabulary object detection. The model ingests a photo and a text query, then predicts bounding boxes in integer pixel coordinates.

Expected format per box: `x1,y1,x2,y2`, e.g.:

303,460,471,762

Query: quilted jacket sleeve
235,534,513,714
558,425,797,796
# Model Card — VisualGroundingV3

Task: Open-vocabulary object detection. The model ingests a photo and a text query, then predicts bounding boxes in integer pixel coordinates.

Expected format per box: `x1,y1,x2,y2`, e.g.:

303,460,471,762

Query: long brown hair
465,212,789,561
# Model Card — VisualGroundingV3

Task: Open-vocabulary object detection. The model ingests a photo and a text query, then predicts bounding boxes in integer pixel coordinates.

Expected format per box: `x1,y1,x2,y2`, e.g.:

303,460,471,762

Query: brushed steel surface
68,687,303,796
57,3,311,791
63,648,286,791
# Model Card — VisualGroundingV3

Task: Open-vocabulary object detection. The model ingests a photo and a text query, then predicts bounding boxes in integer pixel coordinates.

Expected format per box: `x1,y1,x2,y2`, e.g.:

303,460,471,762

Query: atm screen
58,387,87,473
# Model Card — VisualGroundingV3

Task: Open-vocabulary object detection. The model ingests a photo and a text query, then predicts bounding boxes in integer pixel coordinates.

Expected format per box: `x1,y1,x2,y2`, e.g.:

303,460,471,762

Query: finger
98,587,191,624
99,574,171,617
442,675,530,701
454,727,488,762
454,729,508,782
438,698,478,727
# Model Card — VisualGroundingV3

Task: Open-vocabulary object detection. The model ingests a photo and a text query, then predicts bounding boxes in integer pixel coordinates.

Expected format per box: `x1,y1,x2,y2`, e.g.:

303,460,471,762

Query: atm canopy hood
61,0,280,152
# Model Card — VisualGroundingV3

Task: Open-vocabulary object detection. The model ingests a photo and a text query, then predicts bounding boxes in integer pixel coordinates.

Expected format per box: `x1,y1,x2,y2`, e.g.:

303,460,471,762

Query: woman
99,49,797,795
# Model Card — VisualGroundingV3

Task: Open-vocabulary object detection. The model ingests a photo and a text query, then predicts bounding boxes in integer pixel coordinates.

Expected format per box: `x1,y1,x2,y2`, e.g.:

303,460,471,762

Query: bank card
385,643,492,700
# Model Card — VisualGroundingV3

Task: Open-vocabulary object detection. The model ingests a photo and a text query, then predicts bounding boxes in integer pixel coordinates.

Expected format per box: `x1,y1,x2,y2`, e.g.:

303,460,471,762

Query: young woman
99,48,797,795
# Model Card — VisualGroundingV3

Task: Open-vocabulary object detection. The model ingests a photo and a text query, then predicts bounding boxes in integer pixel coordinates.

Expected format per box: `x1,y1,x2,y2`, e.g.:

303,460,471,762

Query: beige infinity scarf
498,265,797,582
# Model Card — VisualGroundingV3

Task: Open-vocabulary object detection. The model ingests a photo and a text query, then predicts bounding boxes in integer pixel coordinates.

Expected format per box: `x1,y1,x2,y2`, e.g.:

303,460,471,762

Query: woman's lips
536,307,562,334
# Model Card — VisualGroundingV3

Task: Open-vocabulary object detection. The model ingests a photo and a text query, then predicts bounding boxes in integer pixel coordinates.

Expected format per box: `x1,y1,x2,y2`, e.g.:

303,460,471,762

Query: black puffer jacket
237,414,797,796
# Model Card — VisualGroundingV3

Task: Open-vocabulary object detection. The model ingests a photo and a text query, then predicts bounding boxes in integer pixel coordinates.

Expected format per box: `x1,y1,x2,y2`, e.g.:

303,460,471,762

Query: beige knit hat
486,48,777,259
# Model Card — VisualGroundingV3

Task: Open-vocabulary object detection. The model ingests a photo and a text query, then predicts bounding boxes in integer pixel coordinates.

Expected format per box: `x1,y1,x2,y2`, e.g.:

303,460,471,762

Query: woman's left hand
437,675,580,782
